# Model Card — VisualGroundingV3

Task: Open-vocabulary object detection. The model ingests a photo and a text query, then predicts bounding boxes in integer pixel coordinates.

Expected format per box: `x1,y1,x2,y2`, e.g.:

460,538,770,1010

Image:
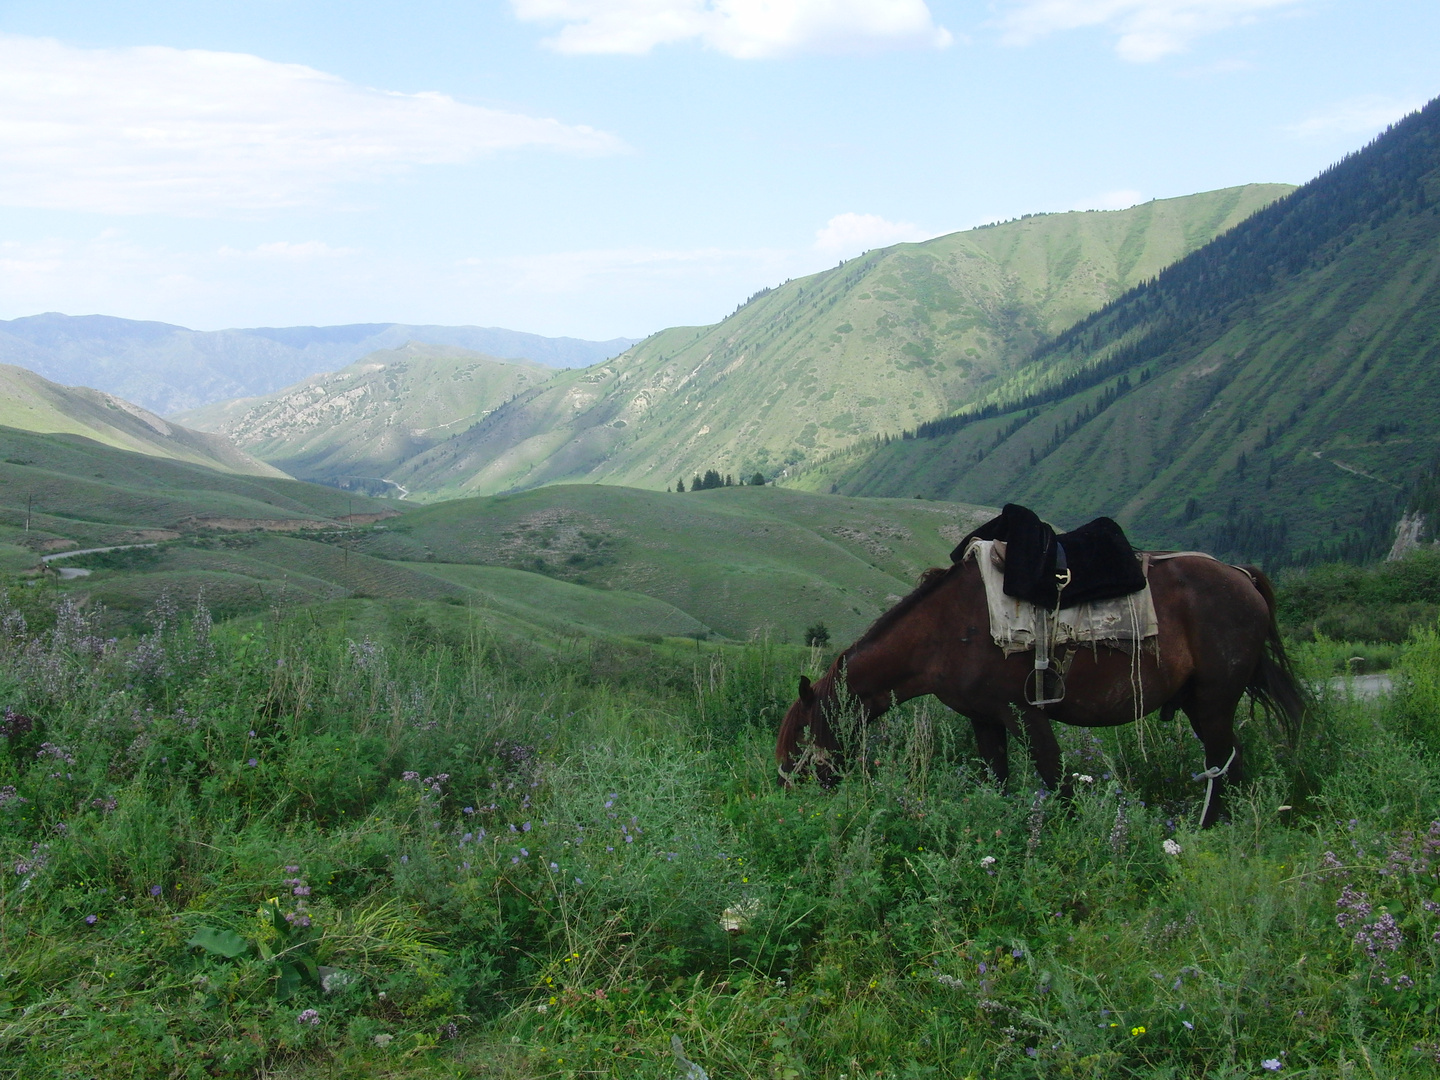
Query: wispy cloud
996,0,1303,62
0,34,622,216
511,0,952,58
1285,95,1424,140
813,212,931,258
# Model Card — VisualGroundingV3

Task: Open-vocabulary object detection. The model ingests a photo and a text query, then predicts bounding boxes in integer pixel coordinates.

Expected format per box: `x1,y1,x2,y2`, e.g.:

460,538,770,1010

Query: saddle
953,504,1148,708
951,503,1146,608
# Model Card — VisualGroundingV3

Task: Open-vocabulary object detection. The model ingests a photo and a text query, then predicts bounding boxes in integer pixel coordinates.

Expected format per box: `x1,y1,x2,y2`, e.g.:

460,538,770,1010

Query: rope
1193,746,1238,827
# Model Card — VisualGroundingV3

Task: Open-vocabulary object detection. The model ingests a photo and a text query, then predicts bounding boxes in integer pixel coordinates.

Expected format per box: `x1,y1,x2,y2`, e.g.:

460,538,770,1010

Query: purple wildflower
297,1008,320,1026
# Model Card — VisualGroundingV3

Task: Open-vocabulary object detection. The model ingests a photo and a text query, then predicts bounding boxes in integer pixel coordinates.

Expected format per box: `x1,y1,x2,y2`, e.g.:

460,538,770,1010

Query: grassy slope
0,426,395,552
176,345,550,492
0,363,287,478
359,484,992,642
393,185,1289,499
812,102,1440,563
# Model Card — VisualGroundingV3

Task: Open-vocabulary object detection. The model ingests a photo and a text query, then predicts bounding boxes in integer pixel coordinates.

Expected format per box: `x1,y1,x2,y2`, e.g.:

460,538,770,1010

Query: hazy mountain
805,98,1440,566
0,364,286,479
0,313,637,416
387,184,1291,499
175,344,552,496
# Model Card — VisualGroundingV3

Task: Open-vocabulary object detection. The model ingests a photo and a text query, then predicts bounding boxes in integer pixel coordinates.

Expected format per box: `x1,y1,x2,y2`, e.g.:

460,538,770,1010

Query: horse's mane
846,564,957,657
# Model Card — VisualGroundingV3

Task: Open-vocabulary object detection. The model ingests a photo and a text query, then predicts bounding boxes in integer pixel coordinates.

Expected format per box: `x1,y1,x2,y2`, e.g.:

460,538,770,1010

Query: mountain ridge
802,100,1440,566
174,344,553,496
382,184,1291,499
0,313,638,415
0,363,287,479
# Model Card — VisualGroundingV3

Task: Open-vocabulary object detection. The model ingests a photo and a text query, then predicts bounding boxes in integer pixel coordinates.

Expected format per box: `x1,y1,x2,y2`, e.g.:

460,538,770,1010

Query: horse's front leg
970,718,1009,785
1019,711,1069,796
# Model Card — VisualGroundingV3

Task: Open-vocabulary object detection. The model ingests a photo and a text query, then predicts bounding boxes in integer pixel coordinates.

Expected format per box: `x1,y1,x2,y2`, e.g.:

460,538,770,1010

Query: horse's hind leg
1187,700,1246,828
971,718,1009,785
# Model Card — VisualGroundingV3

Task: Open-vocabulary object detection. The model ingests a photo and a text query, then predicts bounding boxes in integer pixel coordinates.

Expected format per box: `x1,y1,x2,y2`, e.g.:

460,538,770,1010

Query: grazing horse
776,554,1306,827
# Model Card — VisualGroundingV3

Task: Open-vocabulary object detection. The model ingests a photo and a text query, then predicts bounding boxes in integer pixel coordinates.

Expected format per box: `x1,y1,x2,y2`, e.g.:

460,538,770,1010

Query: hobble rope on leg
1193,746,1237,827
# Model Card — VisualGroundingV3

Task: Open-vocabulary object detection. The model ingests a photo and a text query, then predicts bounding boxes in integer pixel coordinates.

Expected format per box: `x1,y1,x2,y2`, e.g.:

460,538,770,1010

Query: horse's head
775,668,844,787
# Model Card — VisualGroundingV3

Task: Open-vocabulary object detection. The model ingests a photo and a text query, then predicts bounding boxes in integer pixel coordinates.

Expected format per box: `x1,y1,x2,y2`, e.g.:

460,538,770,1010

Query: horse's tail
1240,564,1309,750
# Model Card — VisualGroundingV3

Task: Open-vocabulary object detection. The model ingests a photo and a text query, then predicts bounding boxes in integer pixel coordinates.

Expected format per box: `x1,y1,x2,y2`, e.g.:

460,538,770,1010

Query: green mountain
805,99,1440,566
0,363,286,479
387,185,1290,499
175,344,551,495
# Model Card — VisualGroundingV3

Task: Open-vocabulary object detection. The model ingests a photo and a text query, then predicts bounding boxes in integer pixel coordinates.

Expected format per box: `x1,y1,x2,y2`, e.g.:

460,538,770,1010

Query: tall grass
2,584,1439,1077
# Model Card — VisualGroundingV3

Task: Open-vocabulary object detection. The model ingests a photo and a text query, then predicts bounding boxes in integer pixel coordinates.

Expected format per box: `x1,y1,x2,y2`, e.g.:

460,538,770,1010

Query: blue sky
0,0,1435,338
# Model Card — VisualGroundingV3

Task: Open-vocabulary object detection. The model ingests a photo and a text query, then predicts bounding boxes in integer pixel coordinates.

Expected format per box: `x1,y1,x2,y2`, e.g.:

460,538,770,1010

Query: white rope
1194,746,1238,827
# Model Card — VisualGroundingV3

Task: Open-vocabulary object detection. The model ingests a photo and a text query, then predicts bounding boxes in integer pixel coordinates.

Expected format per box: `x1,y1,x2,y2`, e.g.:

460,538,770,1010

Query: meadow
2,572,1439,1079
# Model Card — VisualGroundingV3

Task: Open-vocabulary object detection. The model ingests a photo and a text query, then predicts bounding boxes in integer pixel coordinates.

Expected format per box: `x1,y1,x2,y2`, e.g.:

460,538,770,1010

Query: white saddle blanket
963,539,1159,657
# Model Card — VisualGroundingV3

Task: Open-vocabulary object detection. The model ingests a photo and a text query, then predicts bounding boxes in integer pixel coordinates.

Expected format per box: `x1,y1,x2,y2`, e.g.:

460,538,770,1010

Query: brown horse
776,554,1306,827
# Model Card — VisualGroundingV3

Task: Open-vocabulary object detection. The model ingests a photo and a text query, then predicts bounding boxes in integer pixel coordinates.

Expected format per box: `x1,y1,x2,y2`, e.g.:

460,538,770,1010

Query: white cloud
511,0,952,58
1070,189,1144,211
1285,96,1424,140
812,212,931,258
0,34,622,216
996,0,1302,62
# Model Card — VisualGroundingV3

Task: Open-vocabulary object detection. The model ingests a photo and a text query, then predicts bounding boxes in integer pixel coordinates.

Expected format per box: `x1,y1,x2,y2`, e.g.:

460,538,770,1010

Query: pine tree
676,478,685,492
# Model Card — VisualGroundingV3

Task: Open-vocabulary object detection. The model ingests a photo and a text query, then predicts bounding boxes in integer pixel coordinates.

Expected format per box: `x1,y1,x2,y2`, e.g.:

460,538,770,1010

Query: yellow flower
1131,1026,1146,1036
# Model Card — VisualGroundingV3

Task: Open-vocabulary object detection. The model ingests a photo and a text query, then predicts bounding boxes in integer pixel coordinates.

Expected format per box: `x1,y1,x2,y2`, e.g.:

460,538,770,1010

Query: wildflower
293,885,311,896
373,1033,393,1047
1163,839,1183,856
522,821,532,832
297,1009,320,1026
85,914,97,925
1182,1020,1194,1030
149,884,162,897
1261,1059,1281,1071
463,806,475,815
980,855,996,869
246,758,258,767
1074,773,1094,783
1012,948,1024,958
1131,1026,1146,1036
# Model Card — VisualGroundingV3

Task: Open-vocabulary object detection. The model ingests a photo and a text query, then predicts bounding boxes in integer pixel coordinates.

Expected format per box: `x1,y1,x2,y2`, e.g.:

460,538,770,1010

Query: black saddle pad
951,503,1146,608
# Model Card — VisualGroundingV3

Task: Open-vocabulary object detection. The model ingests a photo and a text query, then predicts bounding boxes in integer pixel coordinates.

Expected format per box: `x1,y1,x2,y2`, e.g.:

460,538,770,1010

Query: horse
776,553,1307,827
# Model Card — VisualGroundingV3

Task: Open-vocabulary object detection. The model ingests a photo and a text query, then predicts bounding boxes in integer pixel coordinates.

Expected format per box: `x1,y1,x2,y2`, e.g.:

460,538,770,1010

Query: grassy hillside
809,100,1440,567
175,345,551,495
0,426,396,557
0,364,286,478
355,484,992,643
390,185,1289,500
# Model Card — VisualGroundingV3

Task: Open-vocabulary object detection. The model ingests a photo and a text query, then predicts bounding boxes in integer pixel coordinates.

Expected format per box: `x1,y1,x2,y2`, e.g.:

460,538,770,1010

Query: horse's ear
798,675,814,703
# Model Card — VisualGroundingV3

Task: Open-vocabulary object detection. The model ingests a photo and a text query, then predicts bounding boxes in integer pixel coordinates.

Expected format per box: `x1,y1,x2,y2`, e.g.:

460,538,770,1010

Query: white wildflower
1163,839,1183,856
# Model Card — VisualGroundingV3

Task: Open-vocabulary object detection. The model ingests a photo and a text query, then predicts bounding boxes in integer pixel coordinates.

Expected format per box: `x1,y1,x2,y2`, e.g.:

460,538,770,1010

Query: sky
0,0,1435,339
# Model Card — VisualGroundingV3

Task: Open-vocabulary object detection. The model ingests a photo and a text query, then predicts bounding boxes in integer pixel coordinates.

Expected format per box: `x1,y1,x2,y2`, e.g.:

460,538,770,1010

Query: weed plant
1,583,1440,1078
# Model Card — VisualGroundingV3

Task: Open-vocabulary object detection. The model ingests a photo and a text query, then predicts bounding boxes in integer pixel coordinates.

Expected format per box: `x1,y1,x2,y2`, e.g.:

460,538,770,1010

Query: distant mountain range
0,363,284,478
371,184,1291,499
803,97,1440,566
0,314,637,415
174,344,552,495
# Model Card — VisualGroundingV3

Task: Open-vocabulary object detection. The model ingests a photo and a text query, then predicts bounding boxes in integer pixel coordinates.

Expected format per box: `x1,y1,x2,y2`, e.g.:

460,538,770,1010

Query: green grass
3,579,1440,1078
